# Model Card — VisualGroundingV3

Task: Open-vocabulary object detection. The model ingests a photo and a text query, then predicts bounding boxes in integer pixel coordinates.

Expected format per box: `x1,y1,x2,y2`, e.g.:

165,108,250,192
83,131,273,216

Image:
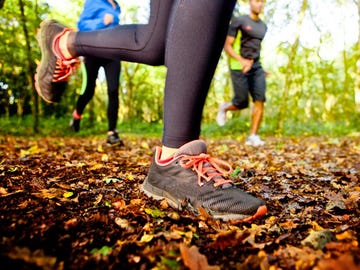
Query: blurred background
0,0,359,138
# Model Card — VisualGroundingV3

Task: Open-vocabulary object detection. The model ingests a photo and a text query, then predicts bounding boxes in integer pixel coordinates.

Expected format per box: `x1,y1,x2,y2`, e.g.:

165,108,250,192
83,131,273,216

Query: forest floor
0,135,359,270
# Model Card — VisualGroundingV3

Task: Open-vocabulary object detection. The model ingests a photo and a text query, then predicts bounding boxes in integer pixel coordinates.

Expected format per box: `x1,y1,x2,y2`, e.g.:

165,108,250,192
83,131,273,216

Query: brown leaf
180,244,220,270
209,229,248,250
315,254,359,270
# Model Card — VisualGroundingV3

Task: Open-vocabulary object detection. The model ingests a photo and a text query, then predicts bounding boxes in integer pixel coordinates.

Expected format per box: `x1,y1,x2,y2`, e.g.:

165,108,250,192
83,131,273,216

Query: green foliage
0,1,359,138
0,115,163,138
2,114,358,139
0,0,46,116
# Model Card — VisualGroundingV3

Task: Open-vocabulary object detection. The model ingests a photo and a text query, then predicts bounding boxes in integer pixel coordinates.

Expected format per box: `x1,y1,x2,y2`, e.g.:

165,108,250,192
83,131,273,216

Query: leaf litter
0,135,359,269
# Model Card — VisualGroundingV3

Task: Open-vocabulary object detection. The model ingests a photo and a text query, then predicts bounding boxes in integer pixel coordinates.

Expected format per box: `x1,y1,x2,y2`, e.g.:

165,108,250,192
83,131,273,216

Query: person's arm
224,35,253,74
78,0,116,31
224,35,241,63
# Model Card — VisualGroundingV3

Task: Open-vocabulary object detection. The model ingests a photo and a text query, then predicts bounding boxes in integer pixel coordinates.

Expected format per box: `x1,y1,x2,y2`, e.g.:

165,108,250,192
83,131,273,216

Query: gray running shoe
142,140,267,222
106,130,124,146
35,20,78,103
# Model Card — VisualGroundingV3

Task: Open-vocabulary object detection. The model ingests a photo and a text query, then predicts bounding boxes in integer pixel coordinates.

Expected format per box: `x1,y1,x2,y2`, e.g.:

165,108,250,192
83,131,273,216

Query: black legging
75,56,120,132
71,0,236,148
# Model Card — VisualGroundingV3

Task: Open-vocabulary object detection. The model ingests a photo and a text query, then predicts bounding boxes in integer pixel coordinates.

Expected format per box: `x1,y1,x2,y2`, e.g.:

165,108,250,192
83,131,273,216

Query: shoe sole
105,141,125,148
141,177,267,222
35,20,55,103
216,112,226,126
245,142,265,147
35,20,69,104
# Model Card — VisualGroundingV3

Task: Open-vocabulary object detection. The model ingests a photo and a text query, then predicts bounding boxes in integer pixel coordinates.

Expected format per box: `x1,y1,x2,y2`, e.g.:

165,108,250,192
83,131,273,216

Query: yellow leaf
101,154,109,162
115,218,129,229
130,199,143,205
140,233,154,243
266,216,277,224
89,164,103,171
336,230,354,241
279,221,298,230
141,142,149,149
349,191,360,201
63,191,73,198
310,221,324,231
0,187,8,195
20,144,43,158
94,194,103,205
145,207,165,218
168,211,180,220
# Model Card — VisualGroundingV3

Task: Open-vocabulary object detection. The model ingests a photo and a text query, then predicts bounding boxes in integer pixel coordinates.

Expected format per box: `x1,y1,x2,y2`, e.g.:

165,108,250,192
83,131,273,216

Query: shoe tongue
174,140,233,189
174,140,207,157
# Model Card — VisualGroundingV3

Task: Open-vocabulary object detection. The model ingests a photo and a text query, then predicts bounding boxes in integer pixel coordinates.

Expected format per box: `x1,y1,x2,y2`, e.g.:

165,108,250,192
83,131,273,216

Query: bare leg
250,100,264,135
225,103,240,113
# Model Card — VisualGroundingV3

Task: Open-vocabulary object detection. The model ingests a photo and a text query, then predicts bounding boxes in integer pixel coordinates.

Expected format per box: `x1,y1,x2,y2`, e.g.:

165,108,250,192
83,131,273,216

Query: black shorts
231,64,266,109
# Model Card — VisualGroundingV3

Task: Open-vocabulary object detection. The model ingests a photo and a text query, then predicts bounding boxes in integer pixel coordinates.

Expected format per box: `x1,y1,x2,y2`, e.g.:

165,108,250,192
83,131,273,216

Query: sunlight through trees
0,0,359,135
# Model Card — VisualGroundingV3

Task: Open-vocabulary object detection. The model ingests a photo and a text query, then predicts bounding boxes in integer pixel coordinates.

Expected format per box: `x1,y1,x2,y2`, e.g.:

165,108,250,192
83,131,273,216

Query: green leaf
104,201,112,207
145,207,166,218
230,167,241,178
90,246,112,256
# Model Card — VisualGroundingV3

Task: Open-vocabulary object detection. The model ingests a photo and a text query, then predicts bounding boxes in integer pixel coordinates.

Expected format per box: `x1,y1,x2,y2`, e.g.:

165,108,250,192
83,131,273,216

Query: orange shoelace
180,153,234,187
52,58,79,82
52,28,79,83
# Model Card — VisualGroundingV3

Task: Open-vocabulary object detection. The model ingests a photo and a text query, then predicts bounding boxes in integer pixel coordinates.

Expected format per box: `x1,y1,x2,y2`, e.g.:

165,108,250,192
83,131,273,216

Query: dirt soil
0,135,359,270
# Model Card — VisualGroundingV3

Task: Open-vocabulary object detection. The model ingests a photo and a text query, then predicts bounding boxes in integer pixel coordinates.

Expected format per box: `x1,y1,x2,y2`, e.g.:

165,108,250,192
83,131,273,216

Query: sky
266,0,358,60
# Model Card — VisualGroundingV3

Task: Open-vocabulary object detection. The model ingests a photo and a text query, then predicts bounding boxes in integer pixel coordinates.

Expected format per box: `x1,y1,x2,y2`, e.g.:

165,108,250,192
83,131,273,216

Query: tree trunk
276,0,308,132
355,0,360,112
18,0,39,133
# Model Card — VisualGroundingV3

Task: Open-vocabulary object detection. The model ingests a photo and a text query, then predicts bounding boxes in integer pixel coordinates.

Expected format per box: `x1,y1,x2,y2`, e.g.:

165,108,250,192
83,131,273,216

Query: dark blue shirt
228,15,267,60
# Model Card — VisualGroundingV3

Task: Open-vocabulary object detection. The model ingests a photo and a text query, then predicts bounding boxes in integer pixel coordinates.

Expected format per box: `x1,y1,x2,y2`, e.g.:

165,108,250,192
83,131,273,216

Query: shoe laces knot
53,58,79,82
180,153,233,188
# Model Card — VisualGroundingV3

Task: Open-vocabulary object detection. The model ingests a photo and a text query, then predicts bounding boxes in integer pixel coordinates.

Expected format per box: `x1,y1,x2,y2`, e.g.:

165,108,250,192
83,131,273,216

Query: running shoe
142,140,267,222
35,20,78,103
245,134,265,147
69,118,81,132
106,130,124,146
216,102,229,126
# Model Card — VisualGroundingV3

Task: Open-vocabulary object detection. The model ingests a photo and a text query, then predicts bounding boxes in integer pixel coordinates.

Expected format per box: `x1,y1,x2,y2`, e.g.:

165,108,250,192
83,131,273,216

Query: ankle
58,31,74,59
107,130,118,136
73,110,82,120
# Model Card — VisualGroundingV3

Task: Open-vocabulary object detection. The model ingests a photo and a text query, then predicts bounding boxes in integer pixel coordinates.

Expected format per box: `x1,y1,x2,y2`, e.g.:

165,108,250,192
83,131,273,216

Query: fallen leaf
145,207,166,218
301,230,335,250
140,233,154,243
315,253,359,270
180,244,220,270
